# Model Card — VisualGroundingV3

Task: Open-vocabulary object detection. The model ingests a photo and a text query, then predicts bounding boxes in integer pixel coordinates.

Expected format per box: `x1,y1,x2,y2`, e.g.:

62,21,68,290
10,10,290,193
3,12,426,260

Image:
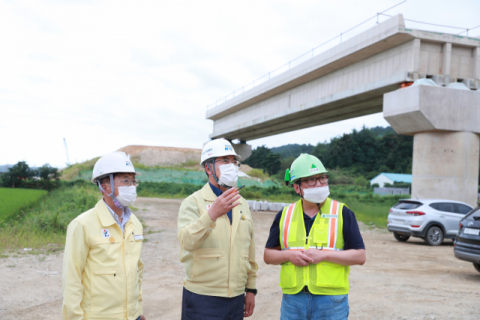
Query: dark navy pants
182,287,244,320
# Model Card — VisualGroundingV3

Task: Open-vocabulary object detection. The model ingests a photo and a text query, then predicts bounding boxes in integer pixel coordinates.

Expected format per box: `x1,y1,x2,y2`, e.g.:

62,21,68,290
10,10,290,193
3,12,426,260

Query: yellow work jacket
62,200,144,320
279,198,350,295
177,183,258,297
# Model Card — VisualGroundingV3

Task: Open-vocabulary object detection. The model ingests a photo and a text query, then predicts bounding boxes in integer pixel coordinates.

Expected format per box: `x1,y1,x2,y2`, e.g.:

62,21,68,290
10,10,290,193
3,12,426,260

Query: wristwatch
245,288,258,296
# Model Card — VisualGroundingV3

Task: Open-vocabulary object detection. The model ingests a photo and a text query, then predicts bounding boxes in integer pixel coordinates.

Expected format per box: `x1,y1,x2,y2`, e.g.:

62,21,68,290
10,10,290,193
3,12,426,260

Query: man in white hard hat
178,138,258,320
62,152,146,320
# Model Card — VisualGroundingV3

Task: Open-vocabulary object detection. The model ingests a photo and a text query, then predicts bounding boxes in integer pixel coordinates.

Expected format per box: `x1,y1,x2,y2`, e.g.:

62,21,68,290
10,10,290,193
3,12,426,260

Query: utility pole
63,138,71,166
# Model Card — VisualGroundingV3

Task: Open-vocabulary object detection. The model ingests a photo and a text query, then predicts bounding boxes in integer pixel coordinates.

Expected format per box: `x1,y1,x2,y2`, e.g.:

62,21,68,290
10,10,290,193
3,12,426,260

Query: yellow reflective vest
62,200,144,320
279,198,350,295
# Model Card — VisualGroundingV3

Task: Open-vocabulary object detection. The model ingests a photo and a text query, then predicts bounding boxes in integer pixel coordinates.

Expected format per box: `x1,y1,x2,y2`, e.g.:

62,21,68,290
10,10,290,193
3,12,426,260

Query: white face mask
218,163,239,187
116,186,137,207
302,186,330,204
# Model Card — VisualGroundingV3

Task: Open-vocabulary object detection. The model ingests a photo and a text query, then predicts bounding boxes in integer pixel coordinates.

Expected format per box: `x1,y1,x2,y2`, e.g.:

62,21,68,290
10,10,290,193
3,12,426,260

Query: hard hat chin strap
207,159,229,189
97,173,125,210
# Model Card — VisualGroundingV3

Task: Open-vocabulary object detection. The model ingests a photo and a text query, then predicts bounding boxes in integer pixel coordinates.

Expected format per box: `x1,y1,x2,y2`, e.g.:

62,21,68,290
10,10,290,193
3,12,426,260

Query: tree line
244,126,413,181
1,161,60,190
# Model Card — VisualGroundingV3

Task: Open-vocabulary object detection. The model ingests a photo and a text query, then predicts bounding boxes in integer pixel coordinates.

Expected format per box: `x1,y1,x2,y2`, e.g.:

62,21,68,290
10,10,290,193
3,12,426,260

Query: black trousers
181,287,244,320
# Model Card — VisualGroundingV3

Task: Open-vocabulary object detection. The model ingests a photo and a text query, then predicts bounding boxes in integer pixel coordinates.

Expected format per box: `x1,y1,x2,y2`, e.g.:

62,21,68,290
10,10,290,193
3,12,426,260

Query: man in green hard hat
264,153,366,319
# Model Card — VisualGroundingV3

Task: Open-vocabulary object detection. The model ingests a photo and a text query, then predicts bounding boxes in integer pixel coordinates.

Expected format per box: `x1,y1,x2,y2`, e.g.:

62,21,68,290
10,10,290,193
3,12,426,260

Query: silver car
387,199,473,246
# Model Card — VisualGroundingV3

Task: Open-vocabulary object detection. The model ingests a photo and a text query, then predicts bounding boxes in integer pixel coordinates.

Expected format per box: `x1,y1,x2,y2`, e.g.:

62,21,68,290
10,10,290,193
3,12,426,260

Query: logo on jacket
102,229,110,238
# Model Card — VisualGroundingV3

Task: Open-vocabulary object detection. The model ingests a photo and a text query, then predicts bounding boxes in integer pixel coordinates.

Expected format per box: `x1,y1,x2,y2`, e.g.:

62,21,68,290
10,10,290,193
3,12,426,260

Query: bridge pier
231,141,252,160
384,84,480,206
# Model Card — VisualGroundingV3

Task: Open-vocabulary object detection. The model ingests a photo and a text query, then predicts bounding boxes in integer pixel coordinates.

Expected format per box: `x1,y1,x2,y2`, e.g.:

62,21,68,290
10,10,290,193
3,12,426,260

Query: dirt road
1,197,479,319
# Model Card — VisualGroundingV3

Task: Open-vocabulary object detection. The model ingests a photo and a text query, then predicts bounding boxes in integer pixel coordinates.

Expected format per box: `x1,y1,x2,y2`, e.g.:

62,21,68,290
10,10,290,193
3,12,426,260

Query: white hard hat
91,151,140,183
200,139,240,165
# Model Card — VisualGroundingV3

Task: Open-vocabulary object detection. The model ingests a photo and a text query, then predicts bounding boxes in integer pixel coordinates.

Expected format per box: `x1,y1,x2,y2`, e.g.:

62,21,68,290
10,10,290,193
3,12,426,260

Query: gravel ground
1,197,479,319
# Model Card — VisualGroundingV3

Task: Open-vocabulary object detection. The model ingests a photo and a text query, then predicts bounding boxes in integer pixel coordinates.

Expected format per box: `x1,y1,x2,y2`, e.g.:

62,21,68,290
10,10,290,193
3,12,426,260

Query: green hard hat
284,153,327,185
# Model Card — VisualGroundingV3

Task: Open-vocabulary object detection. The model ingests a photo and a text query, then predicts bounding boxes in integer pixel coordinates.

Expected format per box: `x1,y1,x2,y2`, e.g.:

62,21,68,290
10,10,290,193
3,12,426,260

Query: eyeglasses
108,178,140,187
300,175,329,187
214,158,240,167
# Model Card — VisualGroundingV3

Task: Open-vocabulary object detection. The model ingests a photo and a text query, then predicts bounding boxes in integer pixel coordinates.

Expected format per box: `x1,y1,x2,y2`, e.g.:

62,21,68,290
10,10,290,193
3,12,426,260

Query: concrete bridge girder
207,14,480,206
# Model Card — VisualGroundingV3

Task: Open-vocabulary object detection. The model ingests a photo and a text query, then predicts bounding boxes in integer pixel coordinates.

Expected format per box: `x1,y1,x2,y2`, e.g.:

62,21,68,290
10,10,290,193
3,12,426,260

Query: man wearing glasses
62,152,146,320
264,153,366,319
178,138,258,320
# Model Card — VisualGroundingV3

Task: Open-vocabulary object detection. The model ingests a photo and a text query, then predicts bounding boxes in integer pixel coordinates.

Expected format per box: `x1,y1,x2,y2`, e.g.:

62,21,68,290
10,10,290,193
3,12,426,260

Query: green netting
238,178,281,188
79,169,281,188
79,169,208,185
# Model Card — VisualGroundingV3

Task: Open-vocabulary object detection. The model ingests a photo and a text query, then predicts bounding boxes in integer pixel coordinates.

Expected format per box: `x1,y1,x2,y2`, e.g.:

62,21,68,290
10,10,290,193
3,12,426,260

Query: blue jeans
280,292,349,320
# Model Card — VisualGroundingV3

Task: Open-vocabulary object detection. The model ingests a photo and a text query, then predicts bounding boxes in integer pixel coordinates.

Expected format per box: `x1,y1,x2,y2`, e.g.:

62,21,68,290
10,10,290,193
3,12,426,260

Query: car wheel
474,263,480,273
393,232,410,242
424,226,444,246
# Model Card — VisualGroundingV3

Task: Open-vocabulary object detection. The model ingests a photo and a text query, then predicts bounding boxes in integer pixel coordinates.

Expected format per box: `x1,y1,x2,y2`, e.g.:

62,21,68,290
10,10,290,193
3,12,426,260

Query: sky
1,0,479,168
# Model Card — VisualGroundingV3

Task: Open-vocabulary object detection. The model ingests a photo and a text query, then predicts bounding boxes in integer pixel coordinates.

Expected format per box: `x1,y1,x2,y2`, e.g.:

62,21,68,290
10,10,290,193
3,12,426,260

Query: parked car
454,207,480,273
387,199,473,246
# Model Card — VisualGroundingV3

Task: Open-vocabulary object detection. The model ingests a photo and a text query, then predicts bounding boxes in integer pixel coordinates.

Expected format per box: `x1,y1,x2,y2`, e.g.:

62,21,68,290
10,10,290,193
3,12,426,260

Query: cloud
28,53,57,62
22,74,53,84
2,0,480,168
5,0,61,34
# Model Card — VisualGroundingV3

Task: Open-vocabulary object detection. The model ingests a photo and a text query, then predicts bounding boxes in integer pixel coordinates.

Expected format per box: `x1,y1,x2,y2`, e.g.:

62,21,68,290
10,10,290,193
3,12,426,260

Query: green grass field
345,200,390,228
0,188,47,223
0,185,100,252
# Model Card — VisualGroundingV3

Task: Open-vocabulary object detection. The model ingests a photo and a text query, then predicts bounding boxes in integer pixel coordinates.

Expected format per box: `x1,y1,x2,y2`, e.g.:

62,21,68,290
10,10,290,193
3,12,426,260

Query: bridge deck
206,14,480,141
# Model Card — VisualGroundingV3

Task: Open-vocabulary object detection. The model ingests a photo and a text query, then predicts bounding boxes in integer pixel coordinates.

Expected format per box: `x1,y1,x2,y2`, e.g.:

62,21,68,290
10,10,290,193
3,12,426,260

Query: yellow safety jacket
177,183,258,298
62,200,144,320
279,197,350,295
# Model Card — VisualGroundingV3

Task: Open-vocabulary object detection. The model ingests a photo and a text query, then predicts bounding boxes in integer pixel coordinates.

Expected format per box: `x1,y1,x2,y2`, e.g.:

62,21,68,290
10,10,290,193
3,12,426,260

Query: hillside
61,145,257,182
118,145,202,168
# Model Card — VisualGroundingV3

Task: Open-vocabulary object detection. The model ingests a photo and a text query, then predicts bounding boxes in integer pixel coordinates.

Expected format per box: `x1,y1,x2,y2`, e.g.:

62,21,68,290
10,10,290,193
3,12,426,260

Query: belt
301,286,310,294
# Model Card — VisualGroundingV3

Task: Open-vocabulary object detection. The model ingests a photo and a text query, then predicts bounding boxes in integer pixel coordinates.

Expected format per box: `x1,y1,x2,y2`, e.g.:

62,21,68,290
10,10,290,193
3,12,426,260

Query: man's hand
139,315,146,320
244,292,255,317
207,188,241,222
287,250,314,267
304,249,329,264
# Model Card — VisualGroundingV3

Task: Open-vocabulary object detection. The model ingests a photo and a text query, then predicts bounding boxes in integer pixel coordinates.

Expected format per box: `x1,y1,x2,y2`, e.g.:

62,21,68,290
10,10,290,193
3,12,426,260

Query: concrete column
411,38,421,72
473,47,480,79
411,131,479,206
441,42,452,76
231,142,252,160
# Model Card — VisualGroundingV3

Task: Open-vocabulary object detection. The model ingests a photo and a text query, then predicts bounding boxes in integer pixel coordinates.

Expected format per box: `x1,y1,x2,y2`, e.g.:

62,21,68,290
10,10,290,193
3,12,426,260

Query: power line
457,24,480,36
379,0,407,15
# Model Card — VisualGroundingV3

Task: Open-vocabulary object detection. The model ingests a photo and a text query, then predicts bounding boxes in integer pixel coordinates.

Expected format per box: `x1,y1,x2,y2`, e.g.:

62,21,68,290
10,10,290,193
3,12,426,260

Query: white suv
387,199,473,246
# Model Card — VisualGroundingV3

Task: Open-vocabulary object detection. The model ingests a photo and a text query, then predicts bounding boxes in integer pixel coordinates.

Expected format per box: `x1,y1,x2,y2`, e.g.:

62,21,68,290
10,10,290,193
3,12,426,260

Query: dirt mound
118,145,202,167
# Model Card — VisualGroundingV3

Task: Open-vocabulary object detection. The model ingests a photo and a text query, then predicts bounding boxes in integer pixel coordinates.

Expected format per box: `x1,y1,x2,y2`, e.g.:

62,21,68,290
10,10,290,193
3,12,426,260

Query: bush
354,176,368,186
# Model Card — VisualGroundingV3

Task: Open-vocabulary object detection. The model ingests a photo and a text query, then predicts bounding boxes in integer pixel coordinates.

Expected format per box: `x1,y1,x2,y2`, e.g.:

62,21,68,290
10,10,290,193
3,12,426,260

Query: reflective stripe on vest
327,199,340,250
281,202,297,250
282,246,343,251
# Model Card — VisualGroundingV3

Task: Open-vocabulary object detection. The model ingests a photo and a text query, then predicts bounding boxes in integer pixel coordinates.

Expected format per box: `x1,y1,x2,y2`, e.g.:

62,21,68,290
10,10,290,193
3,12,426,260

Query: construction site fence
247,200,291,212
